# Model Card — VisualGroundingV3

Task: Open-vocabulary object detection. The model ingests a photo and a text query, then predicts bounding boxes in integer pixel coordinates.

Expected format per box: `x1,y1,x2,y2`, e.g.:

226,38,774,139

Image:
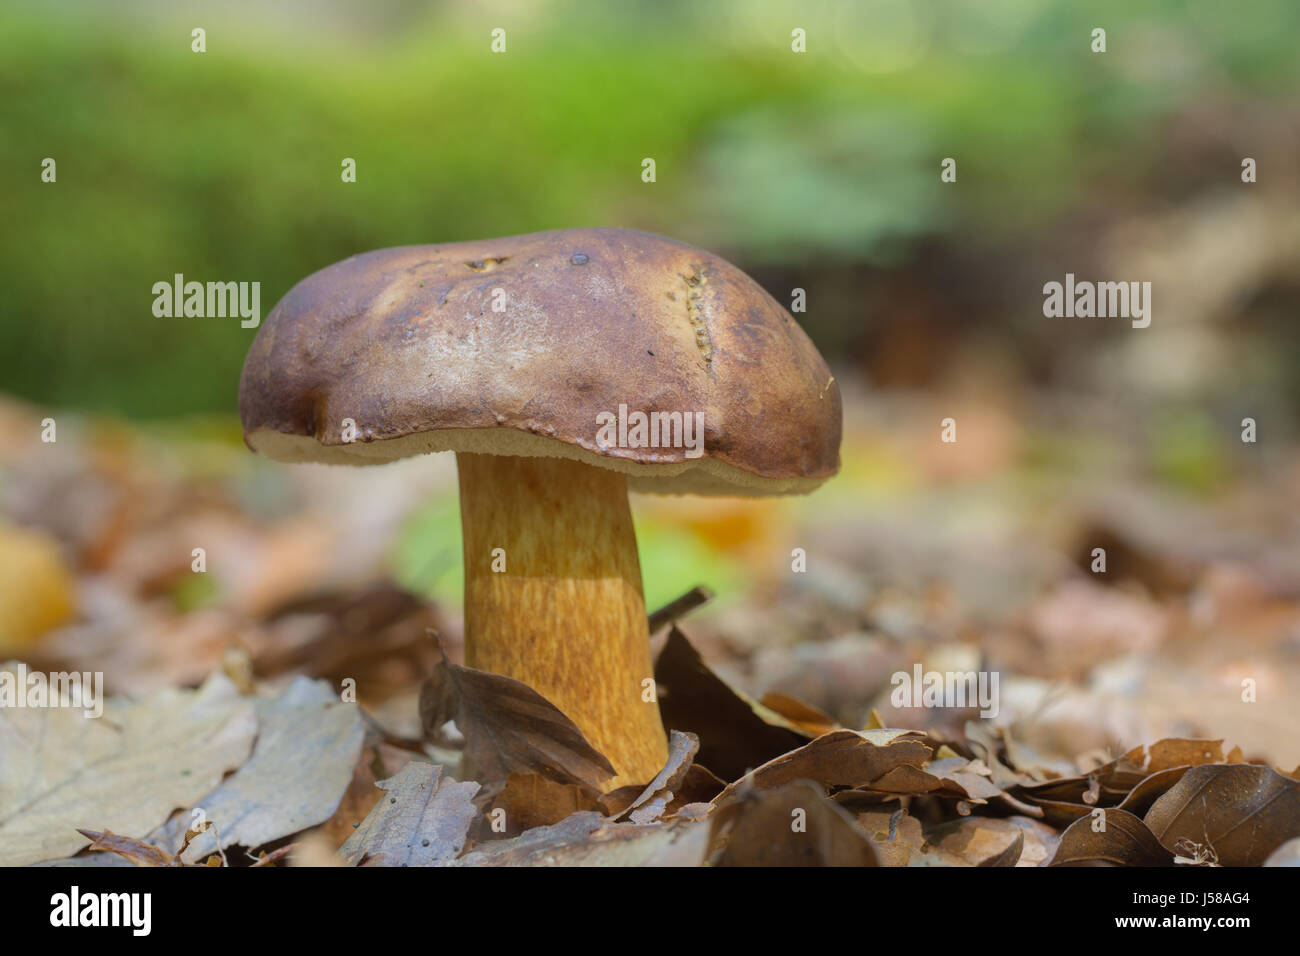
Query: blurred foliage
3,0,1298,417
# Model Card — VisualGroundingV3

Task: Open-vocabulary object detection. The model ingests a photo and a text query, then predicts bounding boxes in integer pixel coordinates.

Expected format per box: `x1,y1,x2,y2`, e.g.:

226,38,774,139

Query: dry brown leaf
339,762,479,867
759,691,839,736
419,643,614,791
0,671,257,867
1144,764,1300,866
713,728,931,804
927,817,1024,867
654,626,810,781
857,809,926,866
76,828,179,867
710,782,878,867
1115,766,1191,817
1004,815,1061,866
1049,808,1173,866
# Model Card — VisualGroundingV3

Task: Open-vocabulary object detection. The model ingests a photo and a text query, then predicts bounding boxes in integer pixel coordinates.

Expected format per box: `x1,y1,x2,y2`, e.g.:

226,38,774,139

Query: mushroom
239,228,841,787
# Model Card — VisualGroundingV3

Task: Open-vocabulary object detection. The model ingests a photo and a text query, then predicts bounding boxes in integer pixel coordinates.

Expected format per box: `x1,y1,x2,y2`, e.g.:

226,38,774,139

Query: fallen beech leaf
339,762,479,866
710,782,878,866
452,811,710,867
76,829,178,867
152,676,364,862
0,672,257,867
714,729,931,804
1049,809,1173,866
1144,764,1300,866
419,644,614,790
1116,766,1191,817
654,627,809,781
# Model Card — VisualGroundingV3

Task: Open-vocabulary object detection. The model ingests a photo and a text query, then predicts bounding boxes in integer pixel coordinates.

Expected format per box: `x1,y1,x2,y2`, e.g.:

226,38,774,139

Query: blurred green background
2,0,1298,611
5,0,1297,417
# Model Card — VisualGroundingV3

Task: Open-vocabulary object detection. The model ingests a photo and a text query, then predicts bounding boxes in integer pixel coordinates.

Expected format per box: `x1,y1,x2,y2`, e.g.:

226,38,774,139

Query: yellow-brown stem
456,452,669,789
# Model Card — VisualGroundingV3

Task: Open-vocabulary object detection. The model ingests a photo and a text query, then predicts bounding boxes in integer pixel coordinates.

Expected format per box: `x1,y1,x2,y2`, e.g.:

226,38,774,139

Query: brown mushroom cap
239,228,841,495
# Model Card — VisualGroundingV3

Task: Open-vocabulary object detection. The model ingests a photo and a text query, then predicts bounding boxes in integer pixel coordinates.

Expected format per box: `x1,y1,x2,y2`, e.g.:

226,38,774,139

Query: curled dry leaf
419,642,614,791
654,626,810,781
339,762,479,867
1049,808,1173,866
616,730,700,820
1144,764,1300,866
713,728,931,805
76,829,179,867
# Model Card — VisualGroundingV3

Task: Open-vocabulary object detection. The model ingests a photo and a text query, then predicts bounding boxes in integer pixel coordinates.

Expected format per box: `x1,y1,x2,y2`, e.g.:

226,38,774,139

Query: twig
647,586,715,633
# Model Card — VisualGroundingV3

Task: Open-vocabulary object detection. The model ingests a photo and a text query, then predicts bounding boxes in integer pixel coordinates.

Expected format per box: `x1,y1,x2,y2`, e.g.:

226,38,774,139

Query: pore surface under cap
239,228,841,496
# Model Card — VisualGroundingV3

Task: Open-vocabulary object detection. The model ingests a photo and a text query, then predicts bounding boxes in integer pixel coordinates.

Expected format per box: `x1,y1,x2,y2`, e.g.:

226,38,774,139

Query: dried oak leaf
451,811,710,867
0,671,256,867
151,676,364,862
1049,809,1173,866
419,644,614,791
713,729,931,805
338,762,479,866
654,626,810,782
710,781,878,867
1144,764,1300,867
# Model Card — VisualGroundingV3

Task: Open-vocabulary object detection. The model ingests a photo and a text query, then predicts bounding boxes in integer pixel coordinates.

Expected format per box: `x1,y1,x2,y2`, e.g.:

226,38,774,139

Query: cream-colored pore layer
247,426,827,497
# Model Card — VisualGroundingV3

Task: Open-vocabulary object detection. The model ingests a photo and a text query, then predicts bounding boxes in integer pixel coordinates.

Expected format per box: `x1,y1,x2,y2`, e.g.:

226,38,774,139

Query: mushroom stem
456,452,669,789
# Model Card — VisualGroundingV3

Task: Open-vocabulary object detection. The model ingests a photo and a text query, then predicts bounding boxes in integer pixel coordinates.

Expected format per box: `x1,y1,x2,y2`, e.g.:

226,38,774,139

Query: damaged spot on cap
683,266,713,368
570,253,589,265
465,256,509,272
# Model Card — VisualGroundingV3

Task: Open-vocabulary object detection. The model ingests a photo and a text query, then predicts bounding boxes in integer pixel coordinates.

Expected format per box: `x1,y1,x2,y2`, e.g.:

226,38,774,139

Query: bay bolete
239,228,841,788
